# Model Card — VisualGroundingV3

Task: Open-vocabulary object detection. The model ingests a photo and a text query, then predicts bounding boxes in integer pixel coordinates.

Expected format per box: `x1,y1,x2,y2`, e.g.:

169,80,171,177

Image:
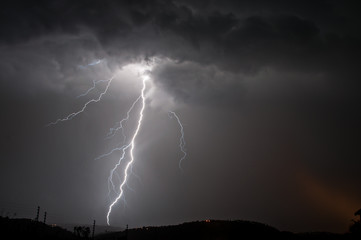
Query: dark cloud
2,0,358,103
152,61,247,106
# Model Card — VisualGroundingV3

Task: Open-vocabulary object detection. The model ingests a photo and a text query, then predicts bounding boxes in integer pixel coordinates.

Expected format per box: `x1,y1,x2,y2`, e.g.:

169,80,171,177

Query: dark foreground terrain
0,216,78,240
1,216,360,240
97,220,358,240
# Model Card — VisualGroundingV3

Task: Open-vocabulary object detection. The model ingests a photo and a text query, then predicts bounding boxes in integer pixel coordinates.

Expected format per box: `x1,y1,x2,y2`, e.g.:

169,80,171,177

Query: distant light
205,219,211,223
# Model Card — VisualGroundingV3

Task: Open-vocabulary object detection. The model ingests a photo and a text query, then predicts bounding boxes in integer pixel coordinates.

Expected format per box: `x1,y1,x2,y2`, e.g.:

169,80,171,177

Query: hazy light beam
88,59,103,66
78,59,103,69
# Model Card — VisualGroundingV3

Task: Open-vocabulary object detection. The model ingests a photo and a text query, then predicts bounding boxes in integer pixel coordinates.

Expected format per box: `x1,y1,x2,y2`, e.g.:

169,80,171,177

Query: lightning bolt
168,111,187,172
77,79,110,98
106,73,148,225
46,75,114,126
48,59,187,226
105,95,142,141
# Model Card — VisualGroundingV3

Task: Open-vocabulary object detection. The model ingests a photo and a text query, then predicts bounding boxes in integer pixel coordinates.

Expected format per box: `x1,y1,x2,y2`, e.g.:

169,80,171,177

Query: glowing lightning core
106,74,148,225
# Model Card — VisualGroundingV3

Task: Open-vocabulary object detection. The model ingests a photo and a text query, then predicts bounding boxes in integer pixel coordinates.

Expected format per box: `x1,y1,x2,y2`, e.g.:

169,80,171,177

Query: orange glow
297,171,360,223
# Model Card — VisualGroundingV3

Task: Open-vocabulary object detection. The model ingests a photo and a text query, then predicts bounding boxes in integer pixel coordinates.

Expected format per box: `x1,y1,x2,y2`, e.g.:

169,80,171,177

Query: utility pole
126,224,128,240
92,220,96,239
43,211,47,224
35,206,40,221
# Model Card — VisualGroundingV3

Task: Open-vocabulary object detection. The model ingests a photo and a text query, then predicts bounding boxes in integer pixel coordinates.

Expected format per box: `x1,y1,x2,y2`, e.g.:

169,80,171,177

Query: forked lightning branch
48,59,186,225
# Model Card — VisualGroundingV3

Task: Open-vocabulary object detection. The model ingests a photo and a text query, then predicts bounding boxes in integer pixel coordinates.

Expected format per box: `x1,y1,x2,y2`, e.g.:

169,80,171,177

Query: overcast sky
1,0,361,233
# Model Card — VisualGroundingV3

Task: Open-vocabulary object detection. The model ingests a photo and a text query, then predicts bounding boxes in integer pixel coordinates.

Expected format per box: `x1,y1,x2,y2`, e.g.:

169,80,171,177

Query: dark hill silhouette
1,217,359,240
95,220,352,240
0,216,78,240
129,220,280,240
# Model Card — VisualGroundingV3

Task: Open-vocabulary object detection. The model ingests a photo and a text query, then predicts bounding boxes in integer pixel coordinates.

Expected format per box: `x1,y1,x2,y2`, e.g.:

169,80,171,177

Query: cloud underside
1,0,360,105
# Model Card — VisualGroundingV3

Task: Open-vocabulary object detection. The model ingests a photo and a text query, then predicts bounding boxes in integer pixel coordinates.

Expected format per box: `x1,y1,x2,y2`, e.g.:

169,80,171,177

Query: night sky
1,0,361,233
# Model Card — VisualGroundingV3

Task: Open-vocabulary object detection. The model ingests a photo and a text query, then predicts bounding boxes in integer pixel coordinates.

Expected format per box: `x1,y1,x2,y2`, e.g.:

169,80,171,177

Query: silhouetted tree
350,208,361,236
82,227,91,239
74,226,80,237
74,226,91,238
355,209,361,221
